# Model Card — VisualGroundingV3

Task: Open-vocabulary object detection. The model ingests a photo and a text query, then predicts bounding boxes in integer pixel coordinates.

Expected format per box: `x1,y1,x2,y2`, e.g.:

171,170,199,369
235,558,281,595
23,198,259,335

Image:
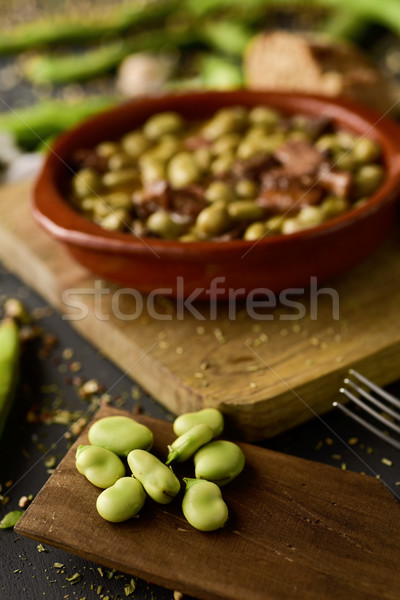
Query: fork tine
339,387,400,436
349,369,400,409
344,378,400,423
333,401,400,451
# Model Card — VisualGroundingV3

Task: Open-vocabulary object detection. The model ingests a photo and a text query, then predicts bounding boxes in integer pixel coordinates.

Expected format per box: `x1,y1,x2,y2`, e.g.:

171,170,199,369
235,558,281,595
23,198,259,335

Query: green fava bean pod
88,415,153,456
128,449,180,504
182,478,228,532
194,440,245,486
166,423,214,465
96,477,146,523
75,445,125,488
173,408,224,438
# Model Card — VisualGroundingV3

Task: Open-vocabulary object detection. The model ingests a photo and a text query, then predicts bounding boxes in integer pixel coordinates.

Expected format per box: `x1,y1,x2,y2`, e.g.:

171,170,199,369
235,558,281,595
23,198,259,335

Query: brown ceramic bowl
32,90,400,299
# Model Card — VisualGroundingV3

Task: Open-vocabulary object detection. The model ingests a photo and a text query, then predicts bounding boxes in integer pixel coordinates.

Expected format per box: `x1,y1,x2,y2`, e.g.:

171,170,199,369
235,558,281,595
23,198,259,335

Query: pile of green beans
70,105,384,241
75,407,245,532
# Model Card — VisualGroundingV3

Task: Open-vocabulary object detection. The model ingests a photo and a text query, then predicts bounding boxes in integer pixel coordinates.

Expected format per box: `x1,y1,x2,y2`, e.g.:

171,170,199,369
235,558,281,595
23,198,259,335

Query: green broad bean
352,137,381,163
146,211,183,239
128,449,180,504
72,168,101,199
204,181,236,203
166,423,214,465
121,131,151,158
202,107,247,141
108,152,133,172
234,178,258,199
88,415,153,456
194,440,245,486
99,209,129,231
75,445,125,488
101,168,138,189
182,478,228,532
143,111,183,140
353,164,384,197
173,408,224,437
96,141,120,158
227,200,265,222
195,202,231,239
167,152,200,188
96,477,146,523
248,106,279,128
243,221,266,241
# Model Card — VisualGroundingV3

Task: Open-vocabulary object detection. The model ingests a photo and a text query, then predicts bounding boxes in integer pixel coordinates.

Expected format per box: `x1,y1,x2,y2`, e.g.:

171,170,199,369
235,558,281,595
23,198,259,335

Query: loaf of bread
244,30,398,114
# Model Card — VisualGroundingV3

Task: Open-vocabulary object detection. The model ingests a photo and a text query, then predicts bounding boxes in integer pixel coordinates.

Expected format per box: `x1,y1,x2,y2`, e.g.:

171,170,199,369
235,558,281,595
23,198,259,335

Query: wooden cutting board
15,404,400,600
1,180,400,440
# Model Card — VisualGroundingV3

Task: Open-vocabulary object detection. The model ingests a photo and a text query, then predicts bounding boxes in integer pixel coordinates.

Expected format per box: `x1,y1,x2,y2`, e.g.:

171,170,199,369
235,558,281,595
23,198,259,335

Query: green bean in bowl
68,105,384,241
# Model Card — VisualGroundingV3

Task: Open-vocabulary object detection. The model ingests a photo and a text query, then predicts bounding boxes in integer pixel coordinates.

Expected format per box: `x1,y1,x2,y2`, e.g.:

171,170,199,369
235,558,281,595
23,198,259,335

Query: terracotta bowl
32,90,400,299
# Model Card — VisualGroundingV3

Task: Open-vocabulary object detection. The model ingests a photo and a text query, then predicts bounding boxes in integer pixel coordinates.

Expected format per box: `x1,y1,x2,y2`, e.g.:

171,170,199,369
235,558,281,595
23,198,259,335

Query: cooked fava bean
227,200,265,222
168,152,200,188
96,141,119,158
108,152,133,172
321,196,349,218
235,178,258,198
248,106,279,128
99,209,129,231
202,107,247,140
173,408,224,437
210,151,235,175
128,449,180,504
352,137,381,163
265,215,285,233
100,192,132,209
72,168,101,199
146,211,183,239
88,415,153,456
205,181,236,203
195,202,231,238
140,158,166,185
182,478,228,531
353,164,384,197
121,131,151,158
101,168,138,189
75,444,125,488
96,477,146,522
166,423,214,464
70,105,384,241
212,132,241,155
194,440,245,486
144,111,183,140
243,221,266,240
296,206,324,227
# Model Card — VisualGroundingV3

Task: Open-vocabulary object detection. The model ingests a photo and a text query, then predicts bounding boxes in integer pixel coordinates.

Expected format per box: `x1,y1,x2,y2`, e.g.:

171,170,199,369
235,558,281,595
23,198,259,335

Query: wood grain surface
1,180,400,440
15,404,400,600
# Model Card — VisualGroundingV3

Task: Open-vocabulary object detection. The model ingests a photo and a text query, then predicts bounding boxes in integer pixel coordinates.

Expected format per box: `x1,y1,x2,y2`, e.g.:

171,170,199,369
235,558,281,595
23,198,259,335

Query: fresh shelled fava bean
173,408,224,437
194,440,245,486
96,477,146,523
75,445,125,488
182,478,228,532
128,449,180,504
166,423,214,465
88,415,153,456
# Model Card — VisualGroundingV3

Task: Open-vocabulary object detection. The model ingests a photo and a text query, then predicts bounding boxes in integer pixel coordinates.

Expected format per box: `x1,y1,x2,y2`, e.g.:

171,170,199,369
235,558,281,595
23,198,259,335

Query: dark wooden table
1,262,399,600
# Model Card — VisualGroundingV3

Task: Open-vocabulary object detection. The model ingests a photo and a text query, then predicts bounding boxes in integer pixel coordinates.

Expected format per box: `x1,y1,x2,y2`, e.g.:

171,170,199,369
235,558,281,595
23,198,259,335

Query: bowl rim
32,89,400,258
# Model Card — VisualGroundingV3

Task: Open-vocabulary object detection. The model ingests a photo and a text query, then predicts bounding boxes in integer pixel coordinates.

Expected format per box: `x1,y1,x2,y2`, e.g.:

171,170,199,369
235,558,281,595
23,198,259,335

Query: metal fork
333,369,400,451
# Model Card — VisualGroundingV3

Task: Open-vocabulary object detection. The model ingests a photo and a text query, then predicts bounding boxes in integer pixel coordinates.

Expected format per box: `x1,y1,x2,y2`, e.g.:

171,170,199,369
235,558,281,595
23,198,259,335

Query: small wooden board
15,404,400,600
1,180,400,440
